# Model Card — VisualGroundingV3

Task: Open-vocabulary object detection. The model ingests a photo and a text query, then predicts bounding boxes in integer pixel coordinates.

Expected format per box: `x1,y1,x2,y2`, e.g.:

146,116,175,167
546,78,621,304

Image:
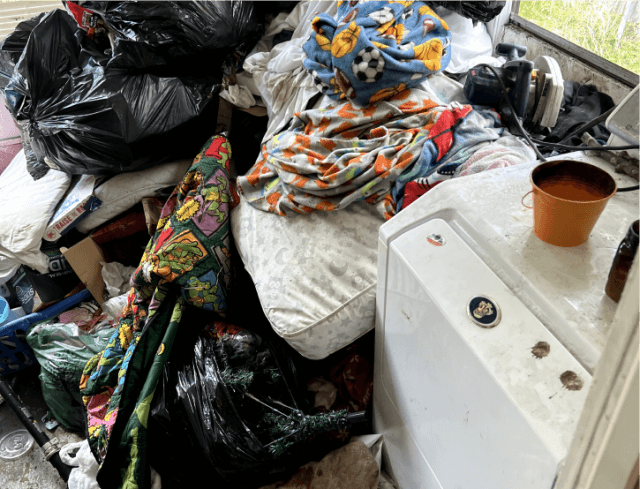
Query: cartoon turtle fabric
304,0,451,106
79,135,238,489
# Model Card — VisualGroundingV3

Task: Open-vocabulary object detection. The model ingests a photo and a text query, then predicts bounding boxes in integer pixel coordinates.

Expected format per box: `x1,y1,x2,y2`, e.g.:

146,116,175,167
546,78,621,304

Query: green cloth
80,135,237,489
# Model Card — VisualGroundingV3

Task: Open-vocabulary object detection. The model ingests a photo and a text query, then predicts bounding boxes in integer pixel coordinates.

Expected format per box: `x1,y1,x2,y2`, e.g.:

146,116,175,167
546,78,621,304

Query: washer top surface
379,153,638,372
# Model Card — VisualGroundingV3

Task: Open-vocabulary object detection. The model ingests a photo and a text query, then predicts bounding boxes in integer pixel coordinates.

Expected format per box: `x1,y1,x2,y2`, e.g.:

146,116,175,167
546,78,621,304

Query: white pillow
76,160,191,234
0,150,72,273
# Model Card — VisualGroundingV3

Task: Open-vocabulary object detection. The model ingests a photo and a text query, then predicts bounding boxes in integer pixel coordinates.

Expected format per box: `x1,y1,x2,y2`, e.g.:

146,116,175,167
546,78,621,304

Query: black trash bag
0,13,51,178
3,0,281,178
3,9,222,178
152,323,357,488
0,13,45,87
64,1,269,76
427,1,506,24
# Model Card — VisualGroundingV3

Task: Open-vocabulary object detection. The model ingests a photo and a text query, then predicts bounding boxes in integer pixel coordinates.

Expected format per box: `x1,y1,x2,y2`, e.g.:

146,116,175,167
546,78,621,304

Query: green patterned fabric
79,135,238,489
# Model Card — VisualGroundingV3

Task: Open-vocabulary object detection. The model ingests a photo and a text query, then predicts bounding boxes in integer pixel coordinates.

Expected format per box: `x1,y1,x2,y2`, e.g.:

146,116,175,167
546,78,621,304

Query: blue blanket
303,1,452,107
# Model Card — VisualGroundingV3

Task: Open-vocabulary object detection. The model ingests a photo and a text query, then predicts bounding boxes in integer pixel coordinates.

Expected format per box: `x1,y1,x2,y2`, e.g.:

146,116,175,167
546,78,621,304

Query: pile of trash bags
0,1,287,178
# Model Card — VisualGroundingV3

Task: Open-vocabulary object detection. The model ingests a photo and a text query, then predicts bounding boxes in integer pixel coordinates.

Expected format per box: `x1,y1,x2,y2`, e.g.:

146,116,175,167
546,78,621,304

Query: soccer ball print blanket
303,0,451,107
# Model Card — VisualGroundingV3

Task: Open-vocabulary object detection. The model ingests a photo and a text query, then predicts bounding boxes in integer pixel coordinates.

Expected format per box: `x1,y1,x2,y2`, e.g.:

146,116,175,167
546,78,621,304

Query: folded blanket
80,135,237,489
237,88,471,220
303,1,451,106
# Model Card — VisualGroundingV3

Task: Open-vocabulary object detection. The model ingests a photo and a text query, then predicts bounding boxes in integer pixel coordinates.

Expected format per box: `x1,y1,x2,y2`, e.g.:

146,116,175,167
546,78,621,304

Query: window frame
509,1,639,87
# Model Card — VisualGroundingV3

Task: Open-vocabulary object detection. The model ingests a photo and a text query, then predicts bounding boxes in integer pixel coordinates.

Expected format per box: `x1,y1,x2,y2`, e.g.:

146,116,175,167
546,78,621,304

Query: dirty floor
0,369,83,489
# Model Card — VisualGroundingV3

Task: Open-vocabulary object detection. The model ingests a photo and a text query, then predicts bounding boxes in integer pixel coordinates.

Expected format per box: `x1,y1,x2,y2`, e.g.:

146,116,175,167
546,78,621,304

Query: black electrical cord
532,138,639,191
531,140,639,192
476,64,639,192
617,185,639,192
558,106,616,144
531,138,640,151
476,64,549,162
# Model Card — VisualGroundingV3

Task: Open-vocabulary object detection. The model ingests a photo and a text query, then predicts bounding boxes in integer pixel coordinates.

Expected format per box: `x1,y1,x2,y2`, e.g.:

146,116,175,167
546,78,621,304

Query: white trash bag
60,440,99,489
101,262,136,298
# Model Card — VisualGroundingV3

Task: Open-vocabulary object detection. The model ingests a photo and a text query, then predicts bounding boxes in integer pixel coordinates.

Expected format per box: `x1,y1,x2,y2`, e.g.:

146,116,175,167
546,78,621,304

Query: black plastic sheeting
0,2,291,178
427,1,506,24
150,324,353,488
67,1,271,75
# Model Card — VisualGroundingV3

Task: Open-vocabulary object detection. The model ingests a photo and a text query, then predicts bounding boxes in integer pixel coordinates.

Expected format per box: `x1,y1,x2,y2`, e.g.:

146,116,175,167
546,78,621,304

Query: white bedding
0,150,71,275
242,0,338,144
436,7,503,74
231,199,383,360
76,160,191,234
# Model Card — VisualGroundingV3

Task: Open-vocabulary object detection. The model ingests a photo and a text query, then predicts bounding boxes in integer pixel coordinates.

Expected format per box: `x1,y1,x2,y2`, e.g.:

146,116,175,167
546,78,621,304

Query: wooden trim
508,11,639,88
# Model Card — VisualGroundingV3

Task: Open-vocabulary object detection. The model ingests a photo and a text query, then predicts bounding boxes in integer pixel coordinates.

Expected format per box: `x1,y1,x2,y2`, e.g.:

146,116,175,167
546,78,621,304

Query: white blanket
240,1,338,144
0,150,71,275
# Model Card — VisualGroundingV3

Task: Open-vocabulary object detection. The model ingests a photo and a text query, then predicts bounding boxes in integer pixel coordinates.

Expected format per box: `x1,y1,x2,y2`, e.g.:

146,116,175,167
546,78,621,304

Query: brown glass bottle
605,220,639,303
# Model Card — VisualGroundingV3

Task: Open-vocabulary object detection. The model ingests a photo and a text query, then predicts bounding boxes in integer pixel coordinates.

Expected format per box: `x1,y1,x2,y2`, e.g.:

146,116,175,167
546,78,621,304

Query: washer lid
0,429,34,461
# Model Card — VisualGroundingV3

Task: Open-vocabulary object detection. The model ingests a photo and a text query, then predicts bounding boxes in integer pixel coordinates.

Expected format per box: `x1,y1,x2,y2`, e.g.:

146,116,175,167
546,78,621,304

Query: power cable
475,64,639,192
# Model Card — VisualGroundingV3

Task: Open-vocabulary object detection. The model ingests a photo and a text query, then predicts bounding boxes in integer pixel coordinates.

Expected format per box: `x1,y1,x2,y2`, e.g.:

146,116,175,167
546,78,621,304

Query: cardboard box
61,237,109,306
45,175,102,242
9,249,81,314
141,197,164,235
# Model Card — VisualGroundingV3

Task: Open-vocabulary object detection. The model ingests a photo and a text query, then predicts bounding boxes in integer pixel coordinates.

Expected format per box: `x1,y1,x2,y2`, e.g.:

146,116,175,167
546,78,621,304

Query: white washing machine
373,153,639,489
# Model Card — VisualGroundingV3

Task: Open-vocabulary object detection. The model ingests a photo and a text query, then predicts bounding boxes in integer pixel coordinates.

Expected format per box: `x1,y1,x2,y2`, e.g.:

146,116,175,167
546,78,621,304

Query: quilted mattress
231,196,384,359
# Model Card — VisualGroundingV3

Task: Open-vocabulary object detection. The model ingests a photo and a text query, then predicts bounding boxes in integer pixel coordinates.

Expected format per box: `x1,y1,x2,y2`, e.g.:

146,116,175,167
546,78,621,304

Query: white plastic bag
60,440,162,489
101,293,129,321
60,441,99,489
100,261,135,321
220,83,256,109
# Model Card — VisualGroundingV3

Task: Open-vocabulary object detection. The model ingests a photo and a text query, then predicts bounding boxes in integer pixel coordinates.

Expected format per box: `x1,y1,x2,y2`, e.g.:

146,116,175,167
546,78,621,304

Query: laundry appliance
373,152,638,489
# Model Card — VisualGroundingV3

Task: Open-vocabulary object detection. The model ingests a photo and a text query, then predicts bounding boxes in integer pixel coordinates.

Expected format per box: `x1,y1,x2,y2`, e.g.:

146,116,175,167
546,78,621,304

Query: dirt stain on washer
531,341,550,358
560,371,583,391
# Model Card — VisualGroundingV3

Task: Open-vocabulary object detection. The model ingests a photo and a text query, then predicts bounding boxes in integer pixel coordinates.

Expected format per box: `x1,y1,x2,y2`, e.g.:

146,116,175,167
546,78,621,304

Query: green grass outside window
519,0,640,74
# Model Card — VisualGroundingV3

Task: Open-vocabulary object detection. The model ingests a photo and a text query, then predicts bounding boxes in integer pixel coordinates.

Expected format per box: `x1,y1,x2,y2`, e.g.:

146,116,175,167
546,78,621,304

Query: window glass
518,0,639,74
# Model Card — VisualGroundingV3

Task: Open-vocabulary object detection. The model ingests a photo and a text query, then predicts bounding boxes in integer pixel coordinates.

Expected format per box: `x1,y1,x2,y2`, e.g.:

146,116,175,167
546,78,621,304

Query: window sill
509,13,638,88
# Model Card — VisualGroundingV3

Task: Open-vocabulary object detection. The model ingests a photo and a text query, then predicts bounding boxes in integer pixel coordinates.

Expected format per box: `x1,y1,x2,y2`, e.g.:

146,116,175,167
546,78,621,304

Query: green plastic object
26,322,114,432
